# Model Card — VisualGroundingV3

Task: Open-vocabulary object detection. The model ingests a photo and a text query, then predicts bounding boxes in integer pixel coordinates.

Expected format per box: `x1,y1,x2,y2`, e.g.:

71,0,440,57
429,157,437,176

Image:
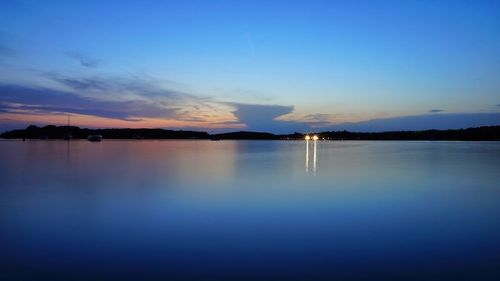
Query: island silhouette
1,125,499,141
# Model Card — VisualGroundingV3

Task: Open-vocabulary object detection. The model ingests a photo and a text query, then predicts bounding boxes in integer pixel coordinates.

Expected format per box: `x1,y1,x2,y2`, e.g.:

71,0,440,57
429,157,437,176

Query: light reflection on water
305,139,317,175
1,140,500,280
313,139,317,175
305,139,309,173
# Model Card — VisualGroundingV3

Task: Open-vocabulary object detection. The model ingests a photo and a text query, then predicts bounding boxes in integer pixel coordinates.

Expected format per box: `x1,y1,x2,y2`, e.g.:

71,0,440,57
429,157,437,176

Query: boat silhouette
87,135,103,142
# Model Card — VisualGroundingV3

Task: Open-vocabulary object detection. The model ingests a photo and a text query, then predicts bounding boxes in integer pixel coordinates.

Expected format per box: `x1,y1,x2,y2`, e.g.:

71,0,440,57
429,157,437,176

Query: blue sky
0,0,499,132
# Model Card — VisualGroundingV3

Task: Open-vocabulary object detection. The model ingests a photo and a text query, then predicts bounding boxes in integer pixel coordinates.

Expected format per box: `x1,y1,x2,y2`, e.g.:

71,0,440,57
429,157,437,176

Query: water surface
1,140,500,280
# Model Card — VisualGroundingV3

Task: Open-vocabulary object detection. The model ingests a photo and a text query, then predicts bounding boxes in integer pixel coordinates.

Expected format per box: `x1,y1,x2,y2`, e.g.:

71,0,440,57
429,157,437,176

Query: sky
0,0,499,133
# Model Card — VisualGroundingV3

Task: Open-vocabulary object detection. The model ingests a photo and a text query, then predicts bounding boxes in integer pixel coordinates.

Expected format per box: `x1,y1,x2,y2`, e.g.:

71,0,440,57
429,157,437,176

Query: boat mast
64,113,72,140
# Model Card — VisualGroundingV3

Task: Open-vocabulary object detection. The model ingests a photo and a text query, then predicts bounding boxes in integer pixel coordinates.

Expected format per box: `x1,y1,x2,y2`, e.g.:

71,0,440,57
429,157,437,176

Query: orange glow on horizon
0,112,245,130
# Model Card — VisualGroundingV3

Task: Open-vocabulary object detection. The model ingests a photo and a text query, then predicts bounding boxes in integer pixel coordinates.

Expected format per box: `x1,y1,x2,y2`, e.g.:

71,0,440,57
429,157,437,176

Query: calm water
1,140,500,280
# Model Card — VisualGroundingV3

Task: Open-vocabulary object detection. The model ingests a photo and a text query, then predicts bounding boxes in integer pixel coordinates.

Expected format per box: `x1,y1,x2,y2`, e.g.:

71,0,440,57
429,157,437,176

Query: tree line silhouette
1,125,499,141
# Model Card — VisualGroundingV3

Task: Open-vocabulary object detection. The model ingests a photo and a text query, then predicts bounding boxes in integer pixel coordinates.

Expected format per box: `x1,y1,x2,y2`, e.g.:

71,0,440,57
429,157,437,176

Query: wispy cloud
0,71,240,128
0,84,179,121
4,65,498,133
300,113,339,127
44,73,227,123
66,52,100,68
51,75,110,91
46,73,200,102
324,113,500,132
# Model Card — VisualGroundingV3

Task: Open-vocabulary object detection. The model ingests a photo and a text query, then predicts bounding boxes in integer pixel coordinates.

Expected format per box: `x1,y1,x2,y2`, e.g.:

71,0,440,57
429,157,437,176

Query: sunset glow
0,1,499,133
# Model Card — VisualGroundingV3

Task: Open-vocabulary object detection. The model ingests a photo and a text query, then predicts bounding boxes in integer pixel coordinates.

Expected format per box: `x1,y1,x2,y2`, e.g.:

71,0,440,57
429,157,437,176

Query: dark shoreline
1,125,499,141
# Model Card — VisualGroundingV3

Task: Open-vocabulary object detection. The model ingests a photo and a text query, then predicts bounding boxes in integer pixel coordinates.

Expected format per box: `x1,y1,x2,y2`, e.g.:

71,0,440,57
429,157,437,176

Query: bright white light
312,135,319,140
305,135,311,140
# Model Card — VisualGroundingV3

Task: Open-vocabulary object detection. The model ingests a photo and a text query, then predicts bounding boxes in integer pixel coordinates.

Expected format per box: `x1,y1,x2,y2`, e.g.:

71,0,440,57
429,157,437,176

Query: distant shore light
313,135,319,140
305,135,311,140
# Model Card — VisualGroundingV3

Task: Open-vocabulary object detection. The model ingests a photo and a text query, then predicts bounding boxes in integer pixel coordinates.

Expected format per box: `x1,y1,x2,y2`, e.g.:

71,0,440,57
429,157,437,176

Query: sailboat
87,134,103,142
63,113,73,140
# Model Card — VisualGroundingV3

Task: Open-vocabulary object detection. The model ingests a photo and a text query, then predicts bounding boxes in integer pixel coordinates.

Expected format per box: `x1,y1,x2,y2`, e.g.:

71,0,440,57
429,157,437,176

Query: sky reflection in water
1,140,500,280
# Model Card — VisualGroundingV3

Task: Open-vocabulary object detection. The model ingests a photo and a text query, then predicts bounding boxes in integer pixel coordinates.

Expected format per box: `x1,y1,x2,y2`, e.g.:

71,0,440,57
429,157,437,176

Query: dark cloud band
0,84,178,121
